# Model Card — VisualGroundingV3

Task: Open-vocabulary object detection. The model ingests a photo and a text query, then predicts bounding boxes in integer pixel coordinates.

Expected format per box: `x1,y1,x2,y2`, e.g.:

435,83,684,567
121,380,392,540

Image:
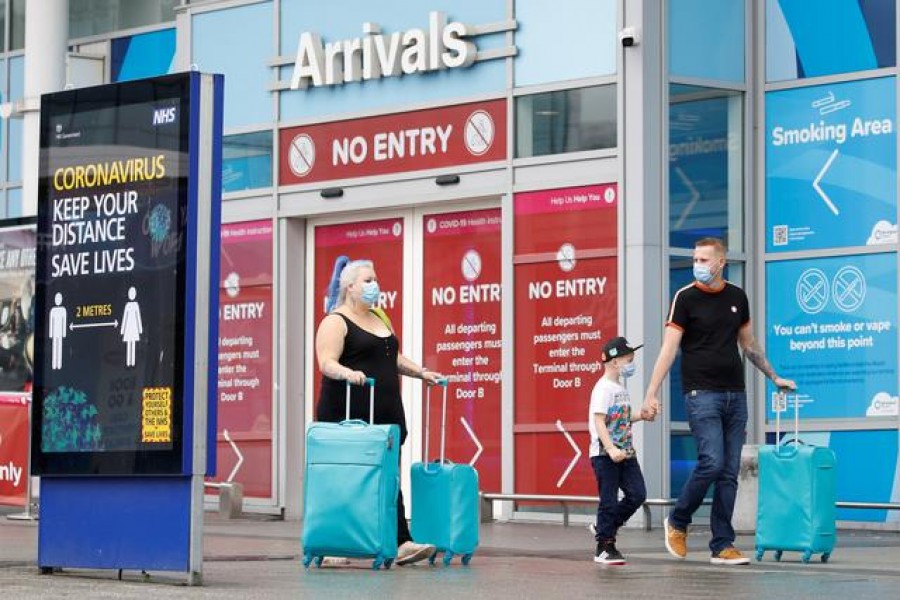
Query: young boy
589,336,651,565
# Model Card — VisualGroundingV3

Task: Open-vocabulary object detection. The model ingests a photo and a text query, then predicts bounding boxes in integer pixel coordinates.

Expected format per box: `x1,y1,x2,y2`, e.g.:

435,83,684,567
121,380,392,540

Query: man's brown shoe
664,517,687,559
710,547,750,565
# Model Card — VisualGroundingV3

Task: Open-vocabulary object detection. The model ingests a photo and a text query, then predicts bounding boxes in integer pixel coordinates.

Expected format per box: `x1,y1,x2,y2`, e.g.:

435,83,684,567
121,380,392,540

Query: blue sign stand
33,72,223,585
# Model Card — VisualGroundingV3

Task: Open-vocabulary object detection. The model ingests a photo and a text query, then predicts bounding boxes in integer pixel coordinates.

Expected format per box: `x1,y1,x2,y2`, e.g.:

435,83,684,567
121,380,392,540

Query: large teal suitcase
411,381,479,566
302,380,400,570
755,394,836,563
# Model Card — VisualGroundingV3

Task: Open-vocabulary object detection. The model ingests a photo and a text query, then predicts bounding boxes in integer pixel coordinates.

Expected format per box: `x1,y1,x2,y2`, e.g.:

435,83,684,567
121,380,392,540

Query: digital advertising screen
32,75,193,475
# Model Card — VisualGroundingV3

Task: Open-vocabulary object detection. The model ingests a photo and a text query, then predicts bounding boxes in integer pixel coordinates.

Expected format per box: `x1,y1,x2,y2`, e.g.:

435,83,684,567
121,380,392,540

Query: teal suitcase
411,381,479,566
302,380,400,570
755,394,836,563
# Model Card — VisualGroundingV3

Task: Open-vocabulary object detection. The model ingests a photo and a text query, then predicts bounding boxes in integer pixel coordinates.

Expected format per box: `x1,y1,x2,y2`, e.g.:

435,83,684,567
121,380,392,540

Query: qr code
773,225,788,246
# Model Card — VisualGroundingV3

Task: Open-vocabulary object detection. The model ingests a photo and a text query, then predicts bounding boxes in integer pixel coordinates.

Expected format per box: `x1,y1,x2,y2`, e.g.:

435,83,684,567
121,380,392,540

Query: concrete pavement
3,506,900,599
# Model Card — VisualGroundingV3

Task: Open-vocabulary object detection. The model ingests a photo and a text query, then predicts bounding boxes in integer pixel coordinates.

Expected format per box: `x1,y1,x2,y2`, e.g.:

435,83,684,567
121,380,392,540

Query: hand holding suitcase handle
344,377,377,424
424,378,450,473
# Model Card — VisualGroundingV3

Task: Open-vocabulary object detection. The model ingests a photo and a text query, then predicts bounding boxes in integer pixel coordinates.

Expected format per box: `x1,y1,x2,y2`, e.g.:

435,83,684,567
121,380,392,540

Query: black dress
316,313,408,443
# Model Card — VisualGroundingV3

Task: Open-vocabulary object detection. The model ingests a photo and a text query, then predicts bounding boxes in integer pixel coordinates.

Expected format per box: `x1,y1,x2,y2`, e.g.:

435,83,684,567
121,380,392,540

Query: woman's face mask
360,280,380,306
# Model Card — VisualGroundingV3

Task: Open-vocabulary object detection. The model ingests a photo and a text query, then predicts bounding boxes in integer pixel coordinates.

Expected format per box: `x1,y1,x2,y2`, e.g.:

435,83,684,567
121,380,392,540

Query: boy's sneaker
594,540,626,565
664,517,688,559
710,547,750,565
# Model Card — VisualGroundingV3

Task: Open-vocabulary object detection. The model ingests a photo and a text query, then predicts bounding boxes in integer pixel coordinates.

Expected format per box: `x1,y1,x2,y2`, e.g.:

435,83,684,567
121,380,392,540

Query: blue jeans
669,390,748,553
592,455,647,541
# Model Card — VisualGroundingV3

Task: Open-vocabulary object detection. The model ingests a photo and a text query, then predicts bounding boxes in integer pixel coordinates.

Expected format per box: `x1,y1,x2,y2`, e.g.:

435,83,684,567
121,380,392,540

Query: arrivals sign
277,11,517,90
279,99,506,185
422,209,501,492
766,77,897,252
513,184,618,495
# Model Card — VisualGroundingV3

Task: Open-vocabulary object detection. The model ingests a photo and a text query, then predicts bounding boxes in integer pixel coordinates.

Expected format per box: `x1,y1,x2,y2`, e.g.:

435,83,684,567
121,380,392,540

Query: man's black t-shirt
667,281,750,392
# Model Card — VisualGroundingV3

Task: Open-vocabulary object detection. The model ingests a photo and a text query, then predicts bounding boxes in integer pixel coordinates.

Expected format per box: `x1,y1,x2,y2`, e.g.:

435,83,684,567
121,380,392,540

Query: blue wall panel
514,0,616,86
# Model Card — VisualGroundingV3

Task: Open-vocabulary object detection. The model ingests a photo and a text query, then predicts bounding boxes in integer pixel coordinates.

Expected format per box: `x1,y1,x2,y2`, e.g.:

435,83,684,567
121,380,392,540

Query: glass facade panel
6,187,20,218
669,86,744,251
10,0,23,50
515,85,616,158
0,0,7,51
670,0,745,82
222,131,273,194
69,0,178,38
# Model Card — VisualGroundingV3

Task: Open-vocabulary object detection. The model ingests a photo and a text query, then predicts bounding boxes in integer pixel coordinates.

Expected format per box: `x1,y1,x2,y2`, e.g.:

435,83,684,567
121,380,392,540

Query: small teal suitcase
756,393,836,564
302,379,400,570
411,380,479,566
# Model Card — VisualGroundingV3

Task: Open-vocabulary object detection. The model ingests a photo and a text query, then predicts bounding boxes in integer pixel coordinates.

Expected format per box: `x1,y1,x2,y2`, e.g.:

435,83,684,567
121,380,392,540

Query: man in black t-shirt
643,238,796,565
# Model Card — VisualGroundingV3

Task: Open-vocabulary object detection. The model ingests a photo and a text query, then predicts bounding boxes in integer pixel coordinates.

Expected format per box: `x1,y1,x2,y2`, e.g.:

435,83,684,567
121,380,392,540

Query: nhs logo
152,106,177,126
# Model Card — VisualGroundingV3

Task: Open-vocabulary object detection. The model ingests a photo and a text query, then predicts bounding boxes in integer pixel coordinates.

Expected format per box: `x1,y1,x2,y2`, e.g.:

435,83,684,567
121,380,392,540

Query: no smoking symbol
832,266,865,313
796,269,828,315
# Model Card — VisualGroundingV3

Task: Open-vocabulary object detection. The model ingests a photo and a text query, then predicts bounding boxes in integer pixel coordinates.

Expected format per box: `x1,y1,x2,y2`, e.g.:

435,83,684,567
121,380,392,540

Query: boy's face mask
619,361,636,378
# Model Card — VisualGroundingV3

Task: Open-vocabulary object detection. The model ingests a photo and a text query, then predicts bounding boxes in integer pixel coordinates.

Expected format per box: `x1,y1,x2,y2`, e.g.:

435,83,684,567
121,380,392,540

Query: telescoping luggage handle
344,377,376,424
773,389,801,456
424,379,450,472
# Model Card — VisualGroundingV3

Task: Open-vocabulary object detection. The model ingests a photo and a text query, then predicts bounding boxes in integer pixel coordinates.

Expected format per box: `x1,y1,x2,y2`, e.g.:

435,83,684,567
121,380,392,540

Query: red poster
211,220,274,499
280,100,506,185
422,209,501,492
513,184,618,496
313,218,405,407
0,395,29,507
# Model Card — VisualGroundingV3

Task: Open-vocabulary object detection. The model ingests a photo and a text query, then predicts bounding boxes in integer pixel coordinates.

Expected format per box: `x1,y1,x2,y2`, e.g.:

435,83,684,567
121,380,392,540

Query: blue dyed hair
325,255,350,313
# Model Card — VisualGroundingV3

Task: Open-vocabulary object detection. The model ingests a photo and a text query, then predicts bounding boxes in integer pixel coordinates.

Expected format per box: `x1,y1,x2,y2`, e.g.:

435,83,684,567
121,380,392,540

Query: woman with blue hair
315,256,444,566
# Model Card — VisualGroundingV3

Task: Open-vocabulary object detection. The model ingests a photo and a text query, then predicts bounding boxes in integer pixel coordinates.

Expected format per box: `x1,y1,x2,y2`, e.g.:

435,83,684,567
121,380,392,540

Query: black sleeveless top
316,313,407,443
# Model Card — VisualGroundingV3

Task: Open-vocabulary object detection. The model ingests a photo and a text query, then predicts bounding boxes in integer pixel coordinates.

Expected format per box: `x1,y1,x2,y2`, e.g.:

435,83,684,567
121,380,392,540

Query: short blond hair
695,237,726,256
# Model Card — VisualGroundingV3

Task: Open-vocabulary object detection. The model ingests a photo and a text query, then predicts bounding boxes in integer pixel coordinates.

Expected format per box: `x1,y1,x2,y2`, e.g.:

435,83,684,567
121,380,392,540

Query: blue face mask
360,281,380,306
620,363,636,379
693,264,714,284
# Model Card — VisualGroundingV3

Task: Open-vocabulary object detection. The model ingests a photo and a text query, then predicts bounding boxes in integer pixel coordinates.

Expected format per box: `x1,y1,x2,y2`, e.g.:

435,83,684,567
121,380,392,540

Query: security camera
619,27,639,47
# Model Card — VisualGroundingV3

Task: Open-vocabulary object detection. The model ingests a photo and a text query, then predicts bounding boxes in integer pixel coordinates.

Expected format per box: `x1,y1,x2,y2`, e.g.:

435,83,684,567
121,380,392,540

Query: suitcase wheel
774,551,782,562
384,559,393,570
802,551,812,564
755,549,764,562
315,556,324,568
443,551,455,567
428,551,438,566
372,557,384,570
302,553,313,568
821,553,830,564
462,553,473,566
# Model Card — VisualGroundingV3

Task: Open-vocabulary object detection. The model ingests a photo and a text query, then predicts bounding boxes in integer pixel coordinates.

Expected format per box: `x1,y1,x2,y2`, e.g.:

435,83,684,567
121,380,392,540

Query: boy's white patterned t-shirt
588,377,634,458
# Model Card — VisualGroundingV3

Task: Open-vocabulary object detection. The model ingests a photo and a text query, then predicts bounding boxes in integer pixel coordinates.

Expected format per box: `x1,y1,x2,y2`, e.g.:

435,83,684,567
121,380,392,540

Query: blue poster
766,77,897,252
766,253,898,420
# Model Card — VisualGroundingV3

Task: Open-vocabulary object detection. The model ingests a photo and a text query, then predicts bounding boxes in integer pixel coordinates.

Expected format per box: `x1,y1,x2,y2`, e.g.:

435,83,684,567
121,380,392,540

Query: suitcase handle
424,379,450,473
345,378,376,423
773,390,801,455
